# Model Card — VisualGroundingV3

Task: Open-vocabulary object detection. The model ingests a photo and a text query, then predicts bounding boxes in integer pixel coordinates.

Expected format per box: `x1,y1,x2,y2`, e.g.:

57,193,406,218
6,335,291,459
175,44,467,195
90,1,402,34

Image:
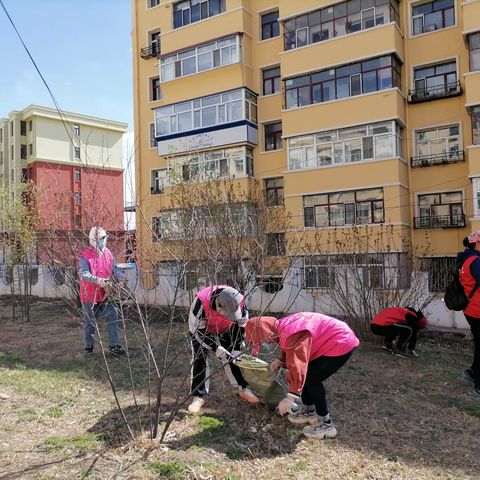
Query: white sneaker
303,422,337,439
288,411,318,425
239,387,260,404
187,396,205,414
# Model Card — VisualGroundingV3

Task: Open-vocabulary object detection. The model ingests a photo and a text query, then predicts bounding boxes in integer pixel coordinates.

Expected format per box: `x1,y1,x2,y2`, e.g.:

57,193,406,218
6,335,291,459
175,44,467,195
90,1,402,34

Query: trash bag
235,355,289,411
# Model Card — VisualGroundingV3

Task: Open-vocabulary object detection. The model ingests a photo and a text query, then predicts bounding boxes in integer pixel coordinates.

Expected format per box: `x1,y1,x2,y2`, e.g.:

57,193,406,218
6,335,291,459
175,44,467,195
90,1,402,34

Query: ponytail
463,237,477,249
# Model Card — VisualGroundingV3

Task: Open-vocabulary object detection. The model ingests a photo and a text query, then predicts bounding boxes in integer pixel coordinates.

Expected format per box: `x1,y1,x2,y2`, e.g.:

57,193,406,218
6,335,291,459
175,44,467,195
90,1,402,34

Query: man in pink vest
188,285,260,413
246,312,359,440
79,226,126,356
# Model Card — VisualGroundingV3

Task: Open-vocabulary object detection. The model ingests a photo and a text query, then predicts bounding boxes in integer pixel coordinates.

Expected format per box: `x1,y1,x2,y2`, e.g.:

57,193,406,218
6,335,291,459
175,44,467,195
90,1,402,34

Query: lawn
0,301,479,480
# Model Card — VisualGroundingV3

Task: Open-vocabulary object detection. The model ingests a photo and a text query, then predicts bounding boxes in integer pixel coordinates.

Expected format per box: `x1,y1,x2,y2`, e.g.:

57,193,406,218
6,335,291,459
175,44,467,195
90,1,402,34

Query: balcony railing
414,214,466,229
411,150,465,168
408,81,462,104
140,43,160,60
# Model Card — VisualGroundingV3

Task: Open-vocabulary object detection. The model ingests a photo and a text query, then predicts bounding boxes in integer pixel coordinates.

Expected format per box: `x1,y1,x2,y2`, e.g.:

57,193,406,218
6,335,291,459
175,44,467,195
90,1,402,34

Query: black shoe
109,345,126,356
85,347,94,356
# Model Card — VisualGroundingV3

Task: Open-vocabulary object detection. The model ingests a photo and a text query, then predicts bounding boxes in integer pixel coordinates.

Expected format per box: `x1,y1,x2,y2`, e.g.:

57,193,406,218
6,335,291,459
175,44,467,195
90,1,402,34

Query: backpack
235,355,289,411
444,270,478,311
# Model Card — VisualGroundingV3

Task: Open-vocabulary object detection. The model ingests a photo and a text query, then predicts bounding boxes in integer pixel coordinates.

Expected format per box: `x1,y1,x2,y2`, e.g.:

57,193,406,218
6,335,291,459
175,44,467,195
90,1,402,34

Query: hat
217,287,243,321
89,226,107,250
245,316,279,355
468,231,480,244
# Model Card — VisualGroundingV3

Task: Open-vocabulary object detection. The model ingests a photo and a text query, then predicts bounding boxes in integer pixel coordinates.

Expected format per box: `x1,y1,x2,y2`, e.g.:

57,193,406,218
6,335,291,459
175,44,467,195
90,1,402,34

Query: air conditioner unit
424,24,437,32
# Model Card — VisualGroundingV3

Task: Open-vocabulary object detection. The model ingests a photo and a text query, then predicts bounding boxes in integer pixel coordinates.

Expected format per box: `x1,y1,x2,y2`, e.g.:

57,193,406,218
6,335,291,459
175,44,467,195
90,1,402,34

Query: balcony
408,81,462,104
411,150,465,168
140,43,160,60
414,214,465,229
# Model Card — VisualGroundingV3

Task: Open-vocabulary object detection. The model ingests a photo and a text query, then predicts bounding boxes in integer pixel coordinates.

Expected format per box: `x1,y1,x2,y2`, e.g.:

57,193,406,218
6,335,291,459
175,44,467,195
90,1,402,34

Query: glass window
265,122,283,151
472,106,480,145
262,11,280,40
469,33,480,72
415,125,461,159
411,0,455,36
173,0,225,29
263,67,281,95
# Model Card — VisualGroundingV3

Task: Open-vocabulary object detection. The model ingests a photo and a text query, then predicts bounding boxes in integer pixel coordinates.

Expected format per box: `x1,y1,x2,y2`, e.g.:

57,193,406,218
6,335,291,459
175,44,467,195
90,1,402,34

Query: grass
0,303,480,480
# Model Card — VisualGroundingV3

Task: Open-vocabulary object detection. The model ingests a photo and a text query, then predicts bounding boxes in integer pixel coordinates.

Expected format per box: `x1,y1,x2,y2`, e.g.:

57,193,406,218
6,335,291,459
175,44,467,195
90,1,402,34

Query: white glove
270,359,284,371
277,397,296,415
215,346,231,360
97,278,110,288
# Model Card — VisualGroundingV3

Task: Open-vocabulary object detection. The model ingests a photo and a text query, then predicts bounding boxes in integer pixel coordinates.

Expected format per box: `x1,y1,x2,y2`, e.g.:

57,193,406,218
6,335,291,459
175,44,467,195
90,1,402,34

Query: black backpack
444,270,478,311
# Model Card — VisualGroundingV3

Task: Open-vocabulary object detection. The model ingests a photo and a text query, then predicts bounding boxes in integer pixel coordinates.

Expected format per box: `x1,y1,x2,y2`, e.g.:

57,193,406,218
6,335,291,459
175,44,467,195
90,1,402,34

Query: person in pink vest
456,232,480,397
79,227,126,356
245,312,359,440
187,285,260,413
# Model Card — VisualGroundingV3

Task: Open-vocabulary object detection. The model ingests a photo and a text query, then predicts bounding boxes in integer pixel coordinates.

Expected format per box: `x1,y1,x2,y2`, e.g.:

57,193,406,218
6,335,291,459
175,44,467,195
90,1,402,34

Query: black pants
190,322,248,397
464,314,480,389
370,323,417,350
301,349,355,417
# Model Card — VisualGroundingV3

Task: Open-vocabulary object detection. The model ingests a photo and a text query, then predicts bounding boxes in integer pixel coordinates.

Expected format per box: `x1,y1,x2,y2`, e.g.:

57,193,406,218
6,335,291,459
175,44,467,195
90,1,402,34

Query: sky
0,0,134,131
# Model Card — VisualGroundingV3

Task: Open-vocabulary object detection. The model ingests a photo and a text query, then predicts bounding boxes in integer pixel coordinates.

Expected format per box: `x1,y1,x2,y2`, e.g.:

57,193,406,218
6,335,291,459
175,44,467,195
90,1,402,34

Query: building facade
0,105,128,262
132,0,480,299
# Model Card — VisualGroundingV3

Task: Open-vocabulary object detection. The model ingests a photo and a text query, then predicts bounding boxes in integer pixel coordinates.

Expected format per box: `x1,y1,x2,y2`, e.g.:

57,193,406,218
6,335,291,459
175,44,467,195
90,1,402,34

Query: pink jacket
276,312,359,360
79,247,113,303
196,285,245,334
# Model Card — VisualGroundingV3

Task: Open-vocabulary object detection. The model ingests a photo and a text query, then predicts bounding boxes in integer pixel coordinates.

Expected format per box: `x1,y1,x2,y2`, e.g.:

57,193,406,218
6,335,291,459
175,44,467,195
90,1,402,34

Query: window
148,0,160,8
29,120,32,132
0,127,2,143
21,168,27,184
75,215,82,227
303,188,384,227
151,168,167,194
11,168,14,181
261,11,280,40
415,125,460,159
173,0,226,29
155,88,257,136
288,121,403,170
75,192,81,204
421,257,455,292
472,106,480,145
304,256,335,290
151,31,161,56
160,35,241,82
152,215,170,242
20,145,27,160
75,169,81,182
73,124,80,136
413,61,457,97
151,76,162,101
149,123,158,148
168,146,253,184
265,122,283,151
11,145,14,160
265,178,284,206
266,233,286,256
74,147,81,159
262,67,281,95
283,0,400,51
0,151,3,165
417,192,464,228
20,121,26,136
285,55,401,109
10,122,13,136
29,144,33,156
469,32,480,72
412,0,455,36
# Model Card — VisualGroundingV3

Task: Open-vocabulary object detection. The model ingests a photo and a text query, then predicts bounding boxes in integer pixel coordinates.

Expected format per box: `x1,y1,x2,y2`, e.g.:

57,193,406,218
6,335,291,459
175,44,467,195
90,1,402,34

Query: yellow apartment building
132,0,480,297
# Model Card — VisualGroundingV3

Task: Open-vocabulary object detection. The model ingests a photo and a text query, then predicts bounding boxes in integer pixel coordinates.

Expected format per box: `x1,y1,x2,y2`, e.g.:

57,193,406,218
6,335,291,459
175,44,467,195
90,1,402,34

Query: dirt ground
0,301,479,480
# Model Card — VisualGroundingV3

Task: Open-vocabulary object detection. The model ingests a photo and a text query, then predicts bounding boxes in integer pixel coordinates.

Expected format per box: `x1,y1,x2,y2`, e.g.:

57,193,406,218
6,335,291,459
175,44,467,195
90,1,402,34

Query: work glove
215,346,231,360
270,359,284,371
97,278,110,288
277,396,296,415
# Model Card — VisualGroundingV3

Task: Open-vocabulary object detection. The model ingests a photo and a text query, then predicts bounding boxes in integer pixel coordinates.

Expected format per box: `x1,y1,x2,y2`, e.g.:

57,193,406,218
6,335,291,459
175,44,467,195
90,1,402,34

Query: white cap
89,226,107,250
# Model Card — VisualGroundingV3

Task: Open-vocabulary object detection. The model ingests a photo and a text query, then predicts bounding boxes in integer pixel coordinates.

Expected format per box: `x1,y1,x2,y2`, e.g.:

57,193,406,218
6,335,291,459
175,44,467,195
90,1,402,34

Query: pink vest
276,312,359,360
460,256,480,317
79,247,113,303
196,285,245,334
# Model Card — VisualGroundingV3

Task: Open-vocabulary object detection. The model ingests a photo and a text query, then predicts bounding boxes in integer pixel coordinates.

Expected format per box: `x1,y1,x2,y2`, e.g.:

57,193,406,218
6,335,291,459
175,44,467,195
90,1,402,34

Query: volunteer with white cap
187,285,259,413
79,226,126,356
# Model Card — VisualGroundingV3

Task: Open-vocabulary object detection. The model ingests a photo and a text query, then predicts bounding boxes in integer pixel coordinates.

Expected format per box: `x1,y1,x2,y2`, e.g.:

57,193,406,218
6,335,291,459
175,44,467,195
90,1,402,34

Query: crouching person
371,307,427,358
245,312,359,440
188,285,260,414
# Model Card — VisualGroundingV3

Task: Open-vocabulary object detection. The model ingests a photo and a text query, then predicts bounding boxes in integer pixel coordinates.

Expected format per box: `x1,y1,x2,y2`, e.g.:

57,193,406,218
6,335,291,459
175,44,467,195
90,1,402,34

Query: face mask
98,238,107,249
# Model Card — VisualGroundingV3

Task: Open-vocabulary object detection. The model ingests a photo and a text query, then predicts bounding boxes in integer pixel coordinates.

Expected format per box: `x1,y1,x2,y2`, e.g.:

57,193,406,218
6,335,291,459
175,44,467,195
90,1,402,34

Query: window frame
420,256,456,293
73,124,80,136
74,169,81,182
303,187,385,228
147,0,160,9
472,105,480,146
262,66,281,96
20,144,27,160
414,124,461,158
266,232,286,256
265,177,284,206
28,120,32,132
412,60,457,97
74,147,81,159
149,123,158,149
261,11,280,41
29,144,33,157
151,168,167,195
469,32,480,72
411,0,455,37
20,121,27,136
150,76,162,102
285,55,401,109
173,0,226,29
283,0,400,51
264,122,283,151
74,192,82,204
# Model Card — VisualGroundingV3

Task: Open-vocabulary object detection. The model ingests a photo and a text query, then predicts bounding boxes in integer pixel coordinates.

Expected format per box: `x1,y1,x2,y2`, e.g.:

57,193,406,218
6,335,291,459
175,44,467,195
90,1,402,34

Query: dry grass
0,301,479,479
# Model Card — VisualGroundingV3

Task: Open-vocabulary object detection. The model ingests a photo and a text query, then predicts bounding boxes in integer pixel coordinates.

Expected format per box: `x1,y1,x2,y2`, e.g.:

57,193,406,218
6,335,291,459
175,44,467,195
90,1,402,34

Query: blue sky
0,0,133,131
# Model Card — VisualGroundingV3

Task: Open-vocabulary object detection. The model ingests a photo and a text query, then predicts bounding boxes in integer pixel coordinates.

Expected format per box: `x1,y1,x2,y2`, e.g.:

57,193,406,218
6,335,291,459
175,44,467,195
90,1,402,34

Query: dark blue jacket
456,249,480,284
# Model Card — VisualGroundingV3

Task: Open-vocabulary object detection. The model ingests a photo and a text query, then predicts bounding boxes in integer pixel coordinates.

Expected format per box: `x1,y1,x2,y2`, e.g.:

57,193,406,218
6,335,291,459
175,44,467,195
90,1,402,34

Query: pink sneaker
239,388,259,404
187,396,205,414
